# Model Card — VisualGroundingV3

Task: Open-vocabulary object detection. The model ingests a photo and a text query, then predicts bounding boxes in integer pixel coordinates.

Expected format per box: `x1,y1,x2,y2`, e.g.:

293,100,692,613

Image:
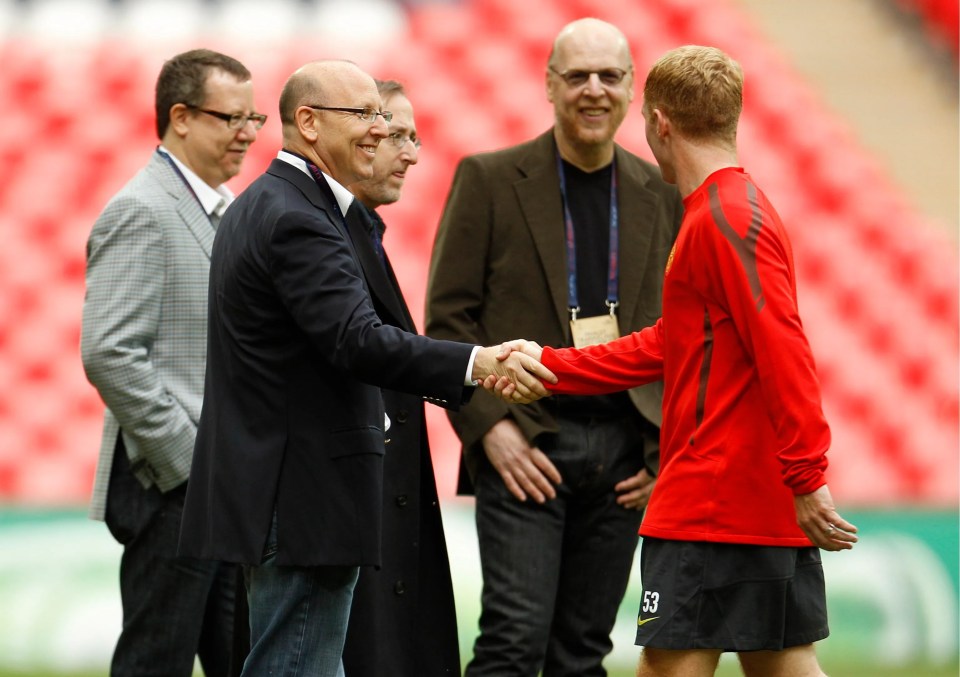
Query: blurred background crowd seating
0,0,956,510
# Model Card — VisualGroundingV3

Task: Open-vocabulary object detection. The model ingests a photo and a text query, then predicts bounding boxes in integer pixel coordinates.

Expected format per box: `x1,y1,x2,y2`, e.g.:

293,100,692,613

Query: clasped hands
472,340,551,404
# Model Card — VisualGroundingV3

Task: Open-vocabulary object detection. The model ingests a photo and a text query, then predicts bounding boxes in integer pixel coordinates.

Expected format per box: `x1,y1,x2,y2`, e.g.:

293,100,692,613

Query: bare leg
637,647,722,677
738,644,826,677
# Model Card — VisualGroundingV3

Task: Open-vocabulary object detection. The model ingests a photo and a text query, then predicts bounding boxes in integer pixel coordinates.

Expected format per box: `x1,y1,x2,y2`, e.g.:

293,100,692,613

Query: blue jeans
466,413,648,677
241,516,359,677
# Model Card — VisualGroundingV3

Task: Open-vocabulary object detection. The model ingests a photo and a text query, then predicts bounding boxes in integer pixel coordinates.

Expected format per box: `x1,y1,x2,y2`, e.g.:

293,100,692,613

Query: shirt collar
158,146,233,217
277,150,355,216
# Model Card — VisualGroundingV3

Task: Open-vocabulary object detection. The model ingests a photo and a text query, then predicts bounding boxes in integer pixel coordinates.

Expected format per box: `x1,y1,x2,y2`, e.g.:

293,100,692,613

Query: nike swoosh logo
637,616,660,627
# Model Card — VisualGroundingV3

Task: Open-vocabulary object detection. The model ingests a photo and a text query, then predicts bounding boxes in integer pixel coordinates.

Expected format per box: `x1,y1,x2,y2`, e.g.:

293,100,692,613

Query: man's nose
400,140,419,164
584,72,605,96
236,119,259,141
370,116,389,137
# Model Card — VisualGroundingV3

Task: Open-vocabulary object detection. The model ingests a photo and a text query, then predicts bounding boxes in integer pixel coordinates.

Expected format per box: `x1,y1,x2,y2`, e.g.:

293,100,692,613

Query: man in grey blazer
426,19,684,677
81,49,265,676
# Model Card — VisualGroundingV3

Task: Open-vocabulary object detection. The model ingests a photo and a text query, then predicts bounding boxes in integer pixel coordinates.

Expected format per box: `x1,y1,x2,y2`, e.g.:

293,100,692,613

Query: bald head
278,59,387,186
279,60,377,135
545,17,634,170
548,18,632,71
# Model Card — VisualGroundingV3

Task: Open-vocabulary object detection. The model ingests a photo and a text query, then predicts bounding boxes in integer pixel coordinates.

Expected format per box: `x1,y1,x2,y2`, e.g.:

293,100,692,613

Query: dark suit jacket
341,202,460,676
180,158,475,567
426,130,683,492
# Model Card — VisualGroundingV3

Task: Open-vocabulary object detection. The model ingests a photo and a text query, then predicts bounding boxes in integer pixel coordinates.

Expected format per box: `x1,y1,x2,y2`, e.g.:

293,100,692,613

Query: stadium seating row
0,0,956,506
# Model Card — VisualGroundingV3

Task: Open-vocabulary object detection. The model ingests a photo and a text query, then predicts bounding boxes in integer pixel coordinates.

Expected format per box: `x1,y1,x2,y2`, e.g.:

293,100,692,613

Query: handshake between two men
472,340,549,404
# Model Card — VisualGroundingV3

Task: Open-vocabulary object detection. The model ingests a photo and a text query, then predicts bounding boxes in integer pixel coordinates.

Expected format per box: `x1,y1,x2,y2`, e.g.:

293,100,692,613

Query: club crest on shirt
665,242,677,276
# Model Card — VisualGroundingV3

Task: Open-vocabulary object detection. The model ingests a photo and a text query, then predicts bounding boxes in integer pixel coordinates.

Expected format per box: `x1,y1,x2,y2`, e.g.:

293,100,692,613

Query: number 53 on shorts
638,589,661,627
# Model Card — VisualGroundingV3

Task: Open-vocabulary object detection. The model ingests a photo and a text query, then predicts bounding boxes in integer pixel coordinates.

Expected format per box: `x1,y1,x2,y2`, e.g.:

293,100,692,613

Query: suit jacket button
395,494,408,507
394,580,405,595
397,410,408,424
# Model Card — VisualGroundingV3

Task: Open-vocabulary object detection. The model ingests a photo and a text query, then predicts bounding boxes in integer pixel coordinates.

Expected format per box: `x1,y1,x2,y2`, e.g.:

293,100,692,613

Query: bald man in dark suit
179,60,552,677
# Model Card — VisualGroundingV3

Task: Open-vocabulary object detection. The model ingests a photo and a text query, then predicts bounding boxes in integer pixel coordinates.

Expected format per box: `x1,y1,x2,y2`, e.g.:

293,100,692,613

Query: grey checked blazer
81,150,216,520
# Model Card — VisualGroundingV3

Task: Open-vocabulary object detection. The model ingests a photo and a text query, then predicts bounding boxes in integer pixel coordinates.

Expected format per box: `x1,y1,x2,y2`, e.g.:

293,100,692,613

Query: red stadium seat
0,1,955,507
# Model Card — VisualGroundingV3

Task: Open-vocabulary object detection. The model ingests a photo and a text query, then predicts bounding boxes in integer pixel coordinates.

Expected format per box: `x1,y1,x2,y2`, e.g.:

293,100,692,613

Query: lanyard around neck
555,150,620,320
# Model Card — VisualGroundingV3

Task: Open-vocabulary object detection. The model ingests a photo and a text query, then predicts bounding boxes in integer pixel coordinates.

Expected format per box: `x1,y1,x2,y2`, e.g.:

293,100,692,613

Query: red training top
542,168,829,547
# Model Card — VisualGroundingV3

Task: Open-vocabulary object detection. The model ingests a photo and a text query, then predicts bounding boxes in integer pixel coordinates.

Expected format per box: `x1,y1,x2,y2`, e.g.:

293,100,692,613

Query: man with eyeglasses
338,79,459,677
426,18,683,677
178,59,555,677
81,48,262,676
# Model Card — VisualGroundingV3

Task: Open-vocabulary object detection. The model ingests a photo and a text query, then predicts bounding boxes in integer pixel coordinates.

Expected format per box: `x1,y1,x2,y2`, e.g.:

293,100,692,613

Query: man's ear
545,69,557,105
169,103,191,137
654,108,670,139
296,106,319,143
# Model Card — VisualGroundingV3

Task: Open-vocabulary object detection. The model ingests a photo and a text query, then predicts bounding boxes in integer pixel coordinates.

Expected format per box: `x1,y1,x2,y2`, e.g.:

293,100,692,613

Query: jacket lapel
614,147,658,334
515,133,571,340
267,159,360,259
380,255,417,331
150,151,215,258
345,202,412,330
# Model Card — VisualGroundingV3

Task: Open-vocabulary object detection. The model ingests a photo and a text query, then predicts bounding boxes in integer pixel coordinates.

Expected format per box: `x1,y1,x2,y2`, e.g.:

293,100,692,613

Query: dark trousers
105,437,248,677
466,414,647,677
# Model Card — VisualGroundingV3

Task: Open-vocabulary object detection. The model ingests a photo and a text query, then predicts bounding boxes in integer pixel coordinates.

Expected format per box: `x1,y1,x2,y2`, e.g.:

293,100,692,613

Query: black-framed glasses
305,105,393,124
387,131,421,149
548,66,630,88
188,106,267,130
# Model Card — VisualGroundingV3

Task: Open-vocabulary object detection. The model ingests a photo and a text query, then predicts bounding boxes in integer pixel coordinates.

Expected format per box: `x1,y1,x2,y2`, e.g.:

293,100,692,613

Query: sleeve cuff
465,345,481,386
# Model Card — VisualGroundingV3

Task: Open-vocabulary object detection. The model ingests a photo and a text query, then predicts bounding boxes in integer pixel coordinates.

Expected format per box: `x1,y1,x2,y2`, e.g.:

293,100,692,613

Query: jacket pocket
329,425,386,459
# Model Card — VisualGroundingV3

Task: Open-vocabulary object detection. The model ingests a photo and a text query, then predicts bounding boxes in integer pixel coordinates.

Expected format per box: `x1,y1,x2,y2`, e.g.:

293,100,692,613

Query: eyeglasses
188,106,267,130
548,66,630,88
386,131,421,149
305,105,393,124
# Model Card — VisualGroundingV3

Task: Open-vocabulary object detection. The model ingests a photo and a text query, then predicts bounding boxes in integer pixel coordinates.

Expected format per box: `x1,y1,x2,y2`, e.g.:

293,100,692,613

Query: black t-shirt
562,159,612,318
559,159,633,417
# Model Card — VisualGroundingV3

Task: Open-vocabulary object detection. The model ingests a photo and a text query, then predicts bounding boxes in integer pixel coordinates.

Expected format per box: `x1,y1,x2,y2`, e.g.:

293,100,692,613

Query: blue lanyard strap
555,150,620,318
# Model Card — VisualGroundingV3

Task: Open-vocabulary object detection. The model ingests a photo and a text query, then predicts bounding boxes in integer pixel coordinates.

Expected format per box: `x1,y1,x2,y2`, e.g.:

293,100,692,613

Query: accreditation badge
570,314,619,348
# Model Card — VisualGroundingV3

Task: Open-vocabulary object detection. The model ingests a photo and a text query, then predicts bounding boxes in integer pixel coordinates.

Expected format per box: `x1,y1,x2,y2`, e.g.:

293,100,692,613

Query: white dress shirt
157,146,233,219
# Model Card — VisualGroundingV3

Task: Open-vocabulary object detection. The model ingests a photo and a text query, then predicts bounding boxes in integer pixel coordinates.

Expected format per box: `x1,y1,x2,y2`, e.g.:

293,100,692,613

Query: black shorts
635,538,829,651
